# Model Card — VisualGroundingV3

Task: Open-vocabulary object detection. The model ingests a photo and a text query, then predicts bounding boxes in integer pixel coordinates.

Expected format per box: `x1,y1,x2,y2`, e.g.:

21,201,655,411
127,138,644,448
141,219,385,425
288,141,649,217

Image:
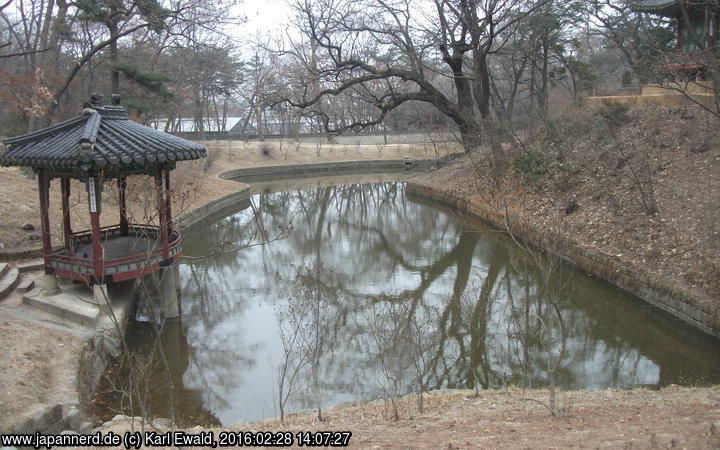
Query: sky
235,0,294,38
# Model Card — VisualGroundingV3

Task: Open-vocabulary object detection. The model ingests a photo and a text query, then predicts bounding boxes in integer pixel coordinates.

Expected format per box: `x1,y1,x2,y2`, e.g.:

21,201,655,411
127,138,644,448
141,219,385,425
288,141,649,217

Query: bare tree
0,0,241,130
294,262,340,422
470,142,571,417
586,0,675,83
406,302,440,413
236,43,280,138
274,299,310,424
364,296,414,421
589,0,720,120
505,227,570,417
599,103,657,215
277,0,548,162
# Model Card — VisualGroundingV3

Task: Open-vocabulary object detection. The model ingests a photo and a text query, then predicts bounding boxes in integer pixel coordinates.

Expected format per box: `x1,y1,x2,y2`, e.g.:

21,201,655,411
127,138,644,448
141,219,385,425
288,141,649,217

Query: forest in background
0,0,702,144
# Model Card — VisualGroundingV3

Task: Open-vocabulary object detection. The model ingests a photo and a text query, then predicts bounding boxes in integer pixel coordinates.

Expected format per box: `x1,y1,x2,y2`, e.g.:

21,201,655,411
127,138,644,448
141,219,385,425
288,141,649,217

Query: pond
97,173,720,427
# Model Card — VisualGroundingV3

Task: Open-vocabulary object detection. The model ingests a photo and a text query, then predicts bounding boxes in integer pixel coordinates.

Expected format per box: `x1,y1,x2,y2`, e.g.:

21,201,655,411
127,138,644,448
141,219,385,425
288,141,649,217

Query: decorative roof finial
90,93,104,106
111,94,122,105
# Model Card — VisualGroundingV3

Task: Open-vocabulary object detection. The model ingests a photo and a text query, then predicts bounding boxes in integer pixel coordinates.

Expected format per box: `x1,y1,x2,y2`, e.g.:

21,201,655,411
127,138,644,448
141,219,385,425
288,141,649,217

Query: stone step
0,262,8,278
0,267,19,300
16,259,44,273
16,276,35,293
22,289,101,328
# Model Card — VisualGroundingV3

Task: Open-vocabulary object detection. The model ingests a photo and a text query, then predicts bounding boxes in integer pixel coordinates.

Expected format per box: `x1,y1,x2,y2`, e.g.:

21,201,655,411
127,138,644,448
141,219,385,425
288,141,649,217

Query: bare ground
91,388,720,449
0,288,87,431
225,387,720,449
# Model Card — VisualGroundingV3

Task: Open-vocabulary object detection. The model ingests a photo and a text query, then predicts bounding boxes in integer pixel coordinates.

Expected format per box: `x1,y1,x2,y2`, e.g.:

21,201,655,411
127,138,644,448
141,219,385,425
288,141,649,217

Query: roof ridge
79,110,102,147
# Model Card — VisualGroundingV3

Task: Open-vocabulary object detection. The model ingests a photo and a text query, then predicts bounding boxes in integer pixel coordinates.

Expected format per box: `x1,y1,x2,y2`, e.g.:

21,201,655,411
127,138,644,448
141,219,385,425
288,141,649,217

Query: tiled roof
632,0,678,15
1,102,206,171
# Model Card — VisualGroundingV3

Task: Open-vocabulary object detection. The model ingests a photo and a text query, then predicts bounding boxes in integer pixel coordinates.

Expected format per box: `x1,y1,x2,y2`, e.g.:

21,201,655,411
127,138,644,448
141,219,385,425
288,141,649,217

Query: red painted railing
48,224,181,282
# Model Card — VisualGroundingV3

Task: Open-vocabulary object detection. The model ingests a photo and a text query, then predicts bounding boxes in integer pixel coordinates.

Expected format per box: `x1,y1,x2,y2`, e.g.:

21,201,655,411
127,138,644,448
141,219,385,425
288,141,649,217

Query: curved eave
632,0,679,17
0,113,206,172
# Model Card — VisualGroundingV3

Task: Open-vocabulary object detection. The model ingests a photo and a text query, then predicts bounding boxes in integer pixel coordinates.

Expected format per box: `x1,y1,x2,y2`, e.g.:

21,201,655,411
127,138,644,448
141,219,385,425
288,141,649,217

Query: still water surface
111,174,720,427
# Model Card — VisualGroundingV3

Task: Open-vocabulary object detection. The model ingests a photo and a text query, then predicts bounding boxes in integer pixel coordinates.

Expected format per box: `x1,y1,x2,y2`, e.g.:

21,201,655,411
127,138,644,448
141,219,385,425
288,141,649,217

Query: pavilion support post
88,177,104,282
677,14,685,50
60,177,73,252
38,170,52,270
156,167,170,261
159,267,179,319
118,177,128,236
164,169,172,233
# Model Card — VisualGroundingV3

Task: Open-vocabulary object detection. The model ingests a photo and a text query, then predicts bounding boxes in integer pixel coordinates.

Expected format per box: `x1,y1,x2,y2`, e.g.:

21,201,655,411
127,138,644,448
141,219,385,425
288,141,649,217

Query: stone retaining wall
9,161,715,435
405,182,720,339
217,158,435,181
175,186,251,230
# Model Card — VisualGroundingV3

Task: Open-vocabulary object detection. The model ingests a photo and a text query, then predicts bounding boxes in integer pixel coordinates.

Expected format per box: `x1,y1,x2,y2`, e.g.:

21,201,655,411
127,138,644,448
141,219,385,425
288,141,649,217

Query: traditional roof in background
632,0,677,15
0,96,206,172
632,0,719,17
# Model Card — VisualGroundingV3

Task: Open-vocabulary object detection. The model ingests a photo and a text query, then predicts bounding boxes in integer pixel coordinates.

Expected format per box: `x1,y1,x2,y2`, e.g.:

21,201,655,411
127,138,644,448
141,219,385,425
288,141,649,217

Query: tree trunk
458,118,508,171
540,40,549,116
256,107,264,141
458,120,483,153
193,92,204,133
108,4,120,95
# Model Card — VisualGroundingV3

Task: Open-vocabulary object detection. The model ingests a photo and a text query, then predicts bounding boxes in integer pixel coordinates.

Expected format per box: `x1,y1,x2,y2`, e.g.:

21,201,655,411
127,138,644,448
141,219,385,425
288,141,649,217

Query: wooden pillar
156,167,170,261
60,178,72,252
164,169,172,233
38,170,52,269
87,177,104,280
709,13,717,50
118,177,128,235
677,13,685,50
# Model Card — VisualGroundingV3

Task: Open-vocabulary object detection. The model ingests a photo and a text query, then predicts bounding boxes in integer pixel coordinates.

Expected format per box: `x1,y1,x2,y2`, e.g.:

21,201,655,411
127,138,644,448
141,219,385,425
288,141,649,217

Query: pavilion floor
67,235,160,261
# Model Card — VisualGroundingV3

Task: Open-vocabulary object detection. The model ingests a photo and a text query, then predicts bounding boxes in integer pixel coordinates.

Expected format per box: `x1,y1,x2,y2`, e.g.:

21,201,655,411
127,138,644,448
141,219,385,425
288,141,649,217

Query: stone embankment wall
218,158,432,181
405,183,720,339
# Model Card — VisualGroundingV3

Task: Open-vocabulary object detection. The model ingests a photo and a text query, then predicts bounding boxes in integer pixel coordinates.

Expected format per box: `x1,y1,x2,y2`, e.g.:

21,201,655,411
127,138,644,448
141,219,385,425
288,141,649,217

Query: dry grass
0,137,456,434
223,387,720,449
86,387,720,448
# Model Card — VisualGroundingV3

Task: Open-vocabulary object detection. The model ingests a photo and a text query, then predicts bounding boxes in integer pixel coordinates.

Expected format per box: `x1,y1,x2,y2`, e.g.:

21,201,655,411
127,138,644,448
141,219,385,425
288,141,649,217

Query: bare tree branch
0,45,51,58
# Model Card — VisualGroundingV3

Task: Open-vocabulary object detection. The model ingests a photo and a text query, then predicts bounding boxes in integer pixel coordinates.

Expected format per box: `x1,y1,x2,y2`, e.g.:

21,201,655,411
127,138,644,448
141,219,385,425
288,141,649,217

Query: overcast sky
235,0,294,38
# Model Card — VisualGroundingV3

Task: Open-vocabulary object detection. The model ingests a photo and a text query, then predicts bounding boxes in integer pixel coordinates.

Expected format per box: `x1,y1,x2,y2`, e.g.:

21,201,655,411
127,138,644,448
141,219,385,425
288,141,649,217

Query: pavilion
0,95,205,295
587,1,718,106
634,0,719,78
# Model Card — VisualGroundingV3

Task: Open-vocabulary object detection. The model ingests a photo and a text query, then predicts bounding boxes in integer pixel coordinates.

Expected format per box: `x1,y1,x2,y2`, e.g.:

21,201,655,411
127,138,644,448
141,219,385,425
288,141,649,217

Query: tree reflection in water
118,181,720,426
